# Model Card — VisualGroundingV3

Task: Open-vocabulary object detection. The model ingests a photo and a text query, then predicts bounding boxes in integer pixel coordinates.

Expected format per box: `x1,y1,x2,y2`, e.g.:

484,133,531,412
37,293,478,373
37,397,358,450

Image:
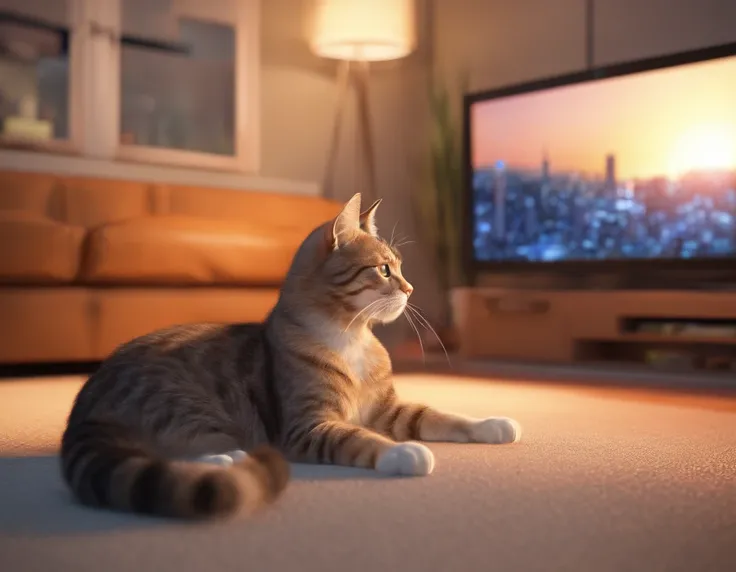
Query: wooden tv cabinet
452,288,736,372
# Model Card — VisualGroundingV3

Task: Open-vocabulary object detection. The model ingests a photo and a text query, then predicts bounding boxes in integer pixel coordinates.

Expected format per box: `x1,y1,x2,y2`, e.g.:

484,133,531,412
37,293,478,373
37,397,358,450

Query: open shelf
620,316,736,341
588,333,736,346
575,338,736,374
454,288,736,377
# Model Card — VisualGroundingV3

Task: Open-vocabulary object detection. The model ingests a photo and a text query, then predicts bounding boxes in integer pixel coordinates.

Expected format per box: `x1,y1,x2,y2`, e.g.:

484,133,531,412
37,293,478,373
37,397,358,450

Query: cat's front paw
471,417,522,444
376,442,435,476
194,449,249,467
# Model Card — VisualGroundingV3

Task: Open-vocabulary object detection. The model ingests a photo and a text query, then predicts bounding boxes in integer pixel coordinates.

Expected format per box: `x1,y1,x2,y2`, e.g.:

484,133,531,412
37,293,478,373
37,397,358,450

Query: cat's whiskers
344,299,387,332
407,303,451,366
389,221,399,248
390,228,413,248
403,309,426,364
365,299,393,326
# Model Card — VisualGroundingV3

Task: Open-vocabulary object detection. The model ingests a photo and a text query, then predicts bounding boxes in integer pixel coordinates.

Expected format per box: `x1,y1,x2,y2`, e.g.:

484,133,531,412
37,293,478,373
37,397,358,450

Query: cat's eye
378,264,391,278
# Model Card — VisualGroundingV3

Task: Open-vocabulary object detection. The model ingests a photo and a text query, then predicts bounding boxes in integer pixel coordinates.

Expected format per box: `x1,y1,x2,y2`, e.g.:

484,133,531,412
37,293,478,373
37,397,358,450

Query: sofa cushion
164,184,342,233
81,215,306,286
0,211,85,283
60,176,155,228
0,171,65,219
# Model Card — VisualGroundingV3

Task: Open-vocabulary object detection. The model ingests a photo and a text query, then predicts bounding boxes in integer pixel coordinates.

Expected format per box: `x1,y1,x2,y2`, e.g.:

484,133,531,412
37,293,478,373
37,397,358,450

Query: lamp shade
310,0,416,62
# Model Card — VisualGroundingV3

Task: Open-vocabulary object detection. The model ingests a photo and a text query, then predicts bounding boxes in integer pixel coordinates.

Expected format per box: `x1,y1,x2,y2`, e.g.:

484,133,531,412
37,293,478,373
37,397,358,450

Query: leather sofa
0,169,341,365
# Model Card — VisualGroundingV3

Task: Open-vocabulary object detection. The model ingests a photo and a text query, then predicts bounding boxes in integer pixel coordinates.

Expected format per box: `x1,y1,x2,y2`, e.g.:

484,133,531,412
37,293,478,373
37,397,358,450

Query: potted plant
408,74,470,355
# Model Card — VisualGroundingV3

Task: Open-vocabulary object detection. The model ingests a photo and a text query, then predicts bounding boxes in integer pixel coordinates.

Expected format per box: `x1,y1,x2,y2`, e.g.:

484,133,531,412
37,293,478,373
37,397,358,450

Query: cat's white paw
471,417,522,444
195,453,235,467
225,449,249,463
194,449,249,467
376,442,435,476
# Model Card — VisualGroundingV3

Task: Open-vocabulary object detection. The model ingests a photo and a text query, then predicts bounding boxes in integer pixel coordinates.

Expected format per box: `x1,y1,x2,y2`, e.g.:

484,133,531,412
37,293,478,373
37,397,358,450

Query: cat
60,193,521,520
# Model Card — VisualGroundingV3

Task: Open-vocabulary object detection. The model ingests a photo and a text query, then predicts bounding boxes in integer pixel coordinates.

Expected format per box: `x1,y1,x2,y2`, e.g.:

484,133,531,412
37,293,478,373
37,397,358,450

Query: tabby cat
60,193,521,520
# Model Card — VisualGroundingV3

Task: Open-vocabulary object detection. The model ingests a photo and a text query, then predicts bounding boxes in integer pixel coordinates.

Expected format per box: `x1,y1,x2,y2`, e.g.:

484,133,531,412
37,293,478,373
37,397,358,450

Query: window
0,0,260,172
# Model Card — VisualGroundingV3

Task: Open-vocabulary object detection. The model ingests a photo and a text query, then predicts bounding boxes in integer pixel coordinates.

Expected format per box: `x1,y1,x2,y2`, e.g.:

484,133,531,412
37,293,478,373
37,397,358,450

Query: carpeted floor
0,373,735,572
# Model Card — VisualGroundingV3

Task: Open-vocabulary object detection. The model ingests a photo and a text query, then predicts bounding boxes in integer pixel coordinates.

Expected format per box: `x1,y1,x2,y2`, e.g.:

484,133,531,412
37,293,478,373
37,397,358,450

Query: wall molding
0,149,321,196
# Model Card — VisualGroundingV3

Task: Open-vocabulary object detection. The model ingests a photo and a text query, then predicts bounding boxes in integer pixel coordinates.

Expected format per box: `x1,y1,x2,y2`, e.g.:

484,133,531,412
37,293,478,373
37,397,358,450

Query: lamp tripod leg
354,60,377,204
323,60,353,200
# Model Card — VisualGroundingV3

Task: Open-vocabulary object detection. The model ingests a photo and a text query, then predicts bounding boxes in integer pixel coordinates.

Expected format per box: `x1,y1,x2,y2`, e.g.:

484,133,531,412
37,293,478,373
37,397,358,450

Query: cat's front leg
369,393,522,445
282,418,435,476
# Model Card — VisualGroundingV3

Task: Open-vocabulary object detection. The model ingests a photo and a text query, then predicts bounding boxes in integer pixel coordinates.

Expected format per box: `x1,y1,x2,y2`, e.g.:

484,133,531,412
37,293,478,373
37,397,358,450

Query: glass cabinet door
119,0,236,157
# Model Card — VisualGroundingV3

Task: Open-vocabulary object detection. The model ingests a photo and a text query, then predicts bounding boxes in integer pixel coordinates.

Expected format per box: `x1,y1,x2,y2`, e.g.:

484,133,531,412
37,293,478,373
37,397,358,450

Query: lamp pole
310,0,416,202
322,59,377,204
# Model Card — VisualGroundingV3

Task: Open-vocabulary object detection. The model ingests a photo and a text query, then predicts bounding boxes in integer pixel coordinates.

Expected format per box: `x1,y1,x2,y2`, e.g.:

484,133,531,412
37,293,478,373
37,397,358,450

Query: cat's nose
402,282,414,297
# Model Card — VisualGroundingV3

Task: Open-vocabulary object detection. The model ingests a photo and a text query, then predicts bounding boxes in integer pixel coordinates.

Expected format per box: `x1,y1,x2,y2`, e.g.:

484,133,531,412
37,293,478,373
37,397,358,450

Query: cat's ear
359,198,382,237
328,193,362,250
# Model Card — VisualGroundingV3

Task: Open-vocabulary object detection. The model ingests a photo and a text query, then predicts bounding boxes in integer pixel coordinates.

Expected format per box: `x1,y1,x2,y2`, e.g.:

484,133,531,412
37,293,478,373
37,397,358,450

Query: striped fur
60,421,288,519
60,193,521,519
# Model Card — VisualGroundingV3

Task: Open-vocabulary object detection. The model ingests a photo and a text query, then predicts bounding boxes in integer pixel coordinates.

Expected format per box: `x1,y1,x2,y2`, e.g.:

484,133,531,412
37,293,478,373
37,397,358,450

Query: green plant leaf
408,71,471,301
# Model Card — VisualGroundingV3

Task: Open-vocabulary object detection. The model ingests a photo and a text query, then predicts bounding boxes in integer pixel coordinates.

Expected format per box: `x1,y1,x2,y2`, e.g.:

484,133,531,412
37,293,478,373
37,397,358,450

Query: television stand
452,288,736,375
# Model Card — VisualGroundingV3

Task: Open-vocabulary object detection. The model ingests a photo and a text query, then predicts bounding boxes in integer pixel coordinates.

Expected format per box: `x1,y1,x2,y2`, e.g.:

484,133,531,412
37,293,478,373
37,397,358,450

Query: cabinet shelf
582,333,736,346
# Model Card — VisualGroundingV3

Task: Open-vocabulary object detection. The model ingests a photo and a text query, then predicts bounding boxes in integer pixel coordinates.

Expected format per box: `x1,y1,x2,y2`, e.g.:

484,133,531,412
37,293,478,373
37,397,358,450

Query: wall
594,0,736,66
432,0,736,289
260,0,439,347
433,0,586,94
433,0,736,93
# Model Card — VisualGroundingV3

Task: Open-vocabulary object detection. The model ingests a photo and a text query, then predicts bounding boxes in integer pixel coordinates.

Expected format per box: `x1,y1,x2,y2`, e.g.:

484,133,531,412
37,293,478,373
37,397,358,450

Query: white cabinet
0,0,260,172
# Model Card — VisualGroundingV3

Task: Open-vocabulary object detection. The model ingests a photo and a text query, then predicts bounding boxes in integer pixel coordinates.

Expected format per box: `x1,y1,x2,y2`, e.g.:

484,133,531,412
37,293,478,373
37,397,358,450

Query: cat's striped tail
60,420,290,519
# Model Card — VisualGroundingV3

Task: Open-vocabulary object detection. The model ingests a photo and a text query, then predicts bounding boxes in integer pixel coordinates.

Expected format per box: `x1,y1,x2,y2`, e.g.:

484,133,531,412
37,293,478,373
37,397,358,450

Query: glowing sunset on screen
471,55,736,181
667,123,736,177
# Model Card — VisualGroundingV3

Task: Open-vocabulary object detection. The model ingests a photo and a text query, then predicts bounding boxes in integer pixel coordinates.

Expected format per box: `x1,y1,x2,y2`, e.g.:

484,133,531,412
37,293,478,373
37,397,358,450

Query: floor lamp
309,0,417,203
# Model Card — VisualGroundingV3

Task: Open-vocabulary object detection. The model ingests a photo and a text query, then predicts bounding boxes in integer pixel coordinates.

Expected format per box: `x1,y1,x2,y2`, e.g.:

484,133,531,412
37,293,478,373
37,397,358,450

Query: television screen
470,52,736,264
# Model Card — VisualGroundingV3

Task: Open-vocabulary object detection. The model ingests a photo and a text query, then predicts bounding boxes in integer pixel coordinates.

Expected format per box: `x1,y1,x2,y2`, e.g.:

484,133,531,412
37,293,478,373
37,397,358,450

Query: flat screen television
464,42,736,285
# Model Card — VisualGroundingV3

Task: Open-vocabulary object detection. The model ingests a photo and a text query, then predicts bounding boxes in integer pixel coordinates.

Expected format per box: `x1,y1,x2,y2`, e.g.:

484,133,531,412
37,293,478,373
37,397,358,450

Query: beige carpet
1,373,735,572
